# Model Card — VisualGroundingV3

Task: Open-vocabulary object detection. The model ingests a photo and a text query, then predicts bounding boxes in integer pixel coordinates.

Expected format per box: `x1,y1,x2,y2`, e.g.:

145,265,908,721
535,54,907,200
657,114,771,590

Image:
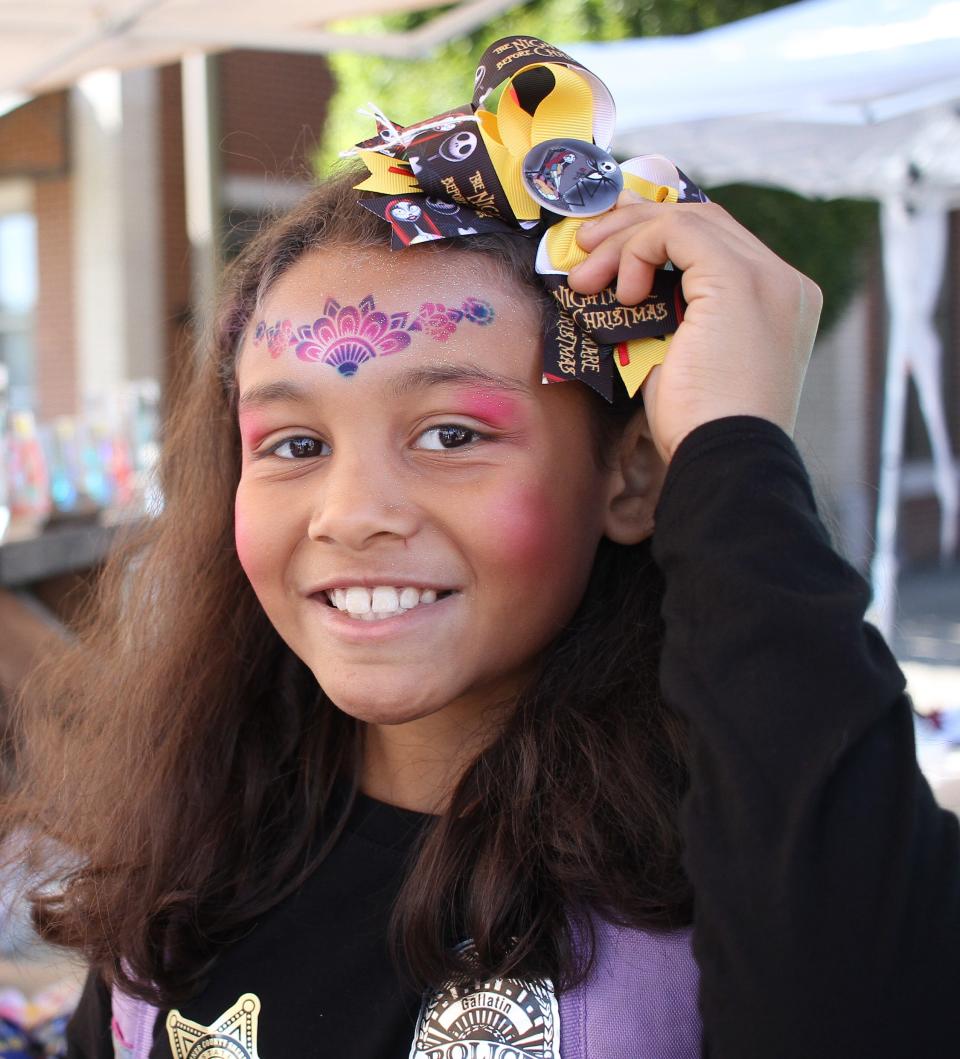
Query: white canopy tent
0,0,520,114
570,0,960,640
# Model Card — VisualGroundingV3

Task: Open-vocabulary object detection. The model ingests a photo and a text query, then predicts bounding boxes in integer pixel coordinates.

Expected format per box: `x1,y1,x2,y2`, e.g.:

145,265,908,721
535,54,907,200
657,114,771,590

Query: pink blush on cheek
233,497,275,587
234,499,255,576
483,485,558,569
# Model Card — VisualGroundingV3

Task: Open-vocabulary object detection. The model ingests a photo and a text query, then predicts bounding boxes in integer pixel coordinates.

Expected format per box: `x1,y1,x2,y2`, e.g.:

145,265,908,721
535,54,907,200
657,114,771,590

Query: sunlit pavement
890,564,960,815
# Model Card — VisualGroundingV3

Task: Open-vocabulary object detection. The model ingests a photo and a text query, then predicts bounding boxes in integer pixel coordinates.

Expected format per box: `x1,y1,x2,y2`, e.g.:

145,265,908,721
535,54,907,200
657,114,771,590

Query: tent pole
869,197,958,639
180,52,221,343
868,196,910,641
905,204,958,564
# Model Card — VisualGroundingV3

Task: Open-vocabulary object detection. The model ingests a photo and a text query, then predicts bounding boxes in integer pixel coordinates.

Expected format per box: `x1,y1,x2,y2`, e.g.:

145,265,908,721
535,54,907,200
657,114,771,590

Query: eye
414,425,484,451
268,435,329,460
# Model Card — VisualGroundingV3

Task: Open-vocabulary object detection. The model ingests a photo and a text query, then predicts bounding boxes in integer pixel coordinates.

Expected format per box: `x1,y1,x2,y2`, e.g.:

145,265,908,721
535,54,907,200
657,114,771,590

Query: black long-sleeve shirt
650,415,959,1057
66,415,960,1058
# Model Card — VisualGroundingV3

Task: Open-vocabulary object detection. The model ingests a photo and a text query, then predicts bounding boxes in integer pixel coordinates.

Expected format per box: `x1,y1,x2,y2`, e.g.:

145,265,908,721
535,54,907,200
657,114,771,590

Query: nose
307,444,419,550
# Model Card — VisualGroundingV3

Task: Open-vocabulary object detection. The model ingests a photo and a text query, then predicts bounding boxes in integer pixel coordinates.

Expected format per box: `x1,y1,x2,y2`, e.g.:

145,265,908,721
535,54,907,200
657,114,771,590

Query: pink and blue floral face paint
252,294,496,378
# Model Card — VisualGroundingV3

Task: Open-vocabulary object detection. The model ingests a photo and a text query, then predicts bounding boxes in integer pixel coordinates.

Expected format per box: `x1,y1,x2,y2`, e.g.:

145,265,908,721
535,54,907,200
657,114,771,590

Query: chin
315,672,452,726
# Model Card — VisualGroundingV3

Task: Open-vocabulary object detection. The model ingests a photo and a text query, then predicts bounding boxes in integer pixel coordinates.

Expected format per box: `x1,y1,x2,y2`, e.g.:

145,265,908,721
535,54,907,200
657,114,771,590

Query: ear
602,407,668,544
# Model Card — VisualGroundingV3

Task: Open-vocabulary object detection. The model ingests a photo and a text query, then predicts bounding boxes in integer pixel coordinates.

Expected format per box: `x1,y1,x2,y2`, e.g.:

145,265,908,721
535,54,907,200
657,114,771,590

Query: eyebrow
238,379,311,411
237,365,530,411
387,364,530,399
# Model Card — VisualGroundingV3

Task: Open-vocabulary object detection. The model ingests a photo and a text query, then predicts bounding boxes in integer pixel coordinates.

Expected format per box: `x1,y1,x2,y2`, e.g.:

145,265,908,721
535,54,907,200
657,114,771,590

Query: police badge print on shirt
409,942,561,1059
166,994,262,1059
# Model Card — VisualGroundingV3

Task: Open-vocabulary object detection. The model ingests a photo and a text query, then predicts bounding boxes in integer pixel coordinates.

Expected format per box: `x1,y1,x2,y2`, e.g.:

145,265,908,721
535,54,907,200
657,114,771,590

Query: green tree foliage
318,0,799,175
707,185,877,335
318,0,876,335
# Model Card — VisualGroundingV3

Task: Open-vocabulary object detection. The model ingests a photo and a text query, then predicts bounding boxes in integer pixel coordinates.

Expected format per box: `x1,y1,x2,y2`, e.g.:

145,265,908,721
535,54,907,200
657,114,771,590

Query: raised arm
651,414,960,1057
570,193,960,1056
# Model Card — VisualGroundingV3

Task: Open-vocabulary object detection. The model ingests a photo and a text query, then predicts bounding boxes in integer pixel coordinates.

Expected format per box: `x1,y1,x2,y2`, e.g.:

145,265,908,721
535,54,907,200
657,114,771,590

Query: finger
572,208,762,302
615,250,658,306
576,197,667,252
639,361,660,407
578,196,757,256
568,224,655,297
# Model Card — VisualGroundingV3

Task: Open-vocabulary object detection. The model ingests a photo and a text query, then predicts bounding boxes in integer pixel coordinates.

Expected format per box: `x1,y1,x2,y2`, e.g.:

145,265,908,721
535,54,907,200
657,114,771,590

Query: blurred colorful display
0,376,162,543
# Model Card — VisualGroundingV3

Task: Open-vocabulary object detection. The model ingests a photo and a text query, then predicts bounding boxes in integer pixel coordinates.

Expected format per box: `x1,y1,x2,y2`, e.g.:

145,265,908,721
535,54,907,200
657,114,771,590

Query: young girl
8,36,959,1059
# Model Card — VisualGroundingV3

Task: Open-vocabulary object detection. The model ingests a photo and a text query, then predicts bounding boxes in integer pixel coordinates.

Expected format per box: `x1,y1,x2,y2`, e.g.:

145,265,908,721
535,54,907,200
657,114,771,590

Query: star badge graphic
166,993,261,1059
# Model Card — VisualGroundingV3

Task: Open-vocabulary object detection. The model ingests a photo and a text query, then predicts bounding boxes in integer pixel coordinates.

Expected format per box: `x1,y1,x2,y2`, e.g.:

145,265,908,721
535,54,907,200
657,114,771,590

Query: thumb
639,362,660,409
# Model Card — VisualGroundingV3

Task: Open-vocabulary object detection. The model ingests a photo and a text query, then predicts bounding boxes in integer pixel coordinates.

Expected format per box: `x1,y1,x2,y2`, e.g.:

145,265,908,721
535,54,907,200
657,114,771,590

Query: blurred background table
0,519,123,708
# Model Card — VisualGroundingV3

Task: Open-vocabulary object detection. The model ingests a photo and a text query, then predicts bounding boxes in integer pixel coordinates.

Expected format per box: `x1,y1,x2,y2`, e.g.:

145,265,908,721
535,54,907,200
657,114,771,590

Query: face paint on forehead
252,293,496,378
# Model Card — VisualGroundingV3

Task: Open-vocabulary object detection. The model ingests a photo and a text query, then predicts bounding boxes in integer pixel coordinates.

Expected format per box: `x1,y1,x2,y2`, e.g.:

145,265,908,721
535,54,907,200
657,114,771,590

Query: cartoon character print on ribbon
361,194,515,249
350,35,709,401
252,294,497,378
384,198,444,245
355,106,476,161
522,139,623,218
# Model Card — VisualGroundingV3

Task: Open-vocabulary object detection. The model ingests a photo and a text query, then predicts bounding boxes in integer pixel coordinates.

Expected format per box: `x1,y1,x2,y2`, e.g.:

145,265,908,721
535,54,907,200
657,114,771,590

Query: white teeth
324,584,450,620
344,586,371,614
371,586,400,613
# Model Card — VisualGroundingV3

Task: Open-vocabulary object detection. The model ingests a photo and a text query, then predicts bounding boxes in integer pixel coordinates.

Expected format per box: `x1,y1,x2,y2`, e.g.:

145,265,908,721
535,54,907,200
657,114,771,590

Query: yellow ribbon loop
609,174,680,393
543,219,589,272
623,172,679,204
354,150,421,196
538,170,682,397
490,84,535,157
616,335,673,398
476,112,540,221
527,65,595,144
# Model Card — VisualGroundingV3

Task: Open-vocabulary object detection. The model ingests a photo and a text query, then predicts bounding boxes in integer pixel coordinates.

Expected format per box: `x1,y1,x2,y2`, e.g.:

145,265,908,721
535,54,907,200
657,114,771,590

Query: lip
307,590,459,641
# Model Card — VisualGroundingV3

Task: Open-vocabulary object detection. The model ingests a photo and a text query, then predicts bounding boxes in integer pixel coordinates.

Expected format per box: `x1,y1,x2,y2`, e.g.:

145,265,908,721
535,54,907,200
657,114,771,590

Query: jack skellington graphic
438,130,479,162
398,115,481,176
425,198,479,236
522,138,624,218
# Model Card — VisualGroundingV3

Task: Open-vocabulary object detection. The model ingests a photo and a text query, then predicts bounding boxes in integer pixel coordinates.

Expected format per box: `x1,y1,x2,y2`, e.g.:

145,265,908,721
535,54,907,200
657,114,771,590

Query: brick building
0,50,334,418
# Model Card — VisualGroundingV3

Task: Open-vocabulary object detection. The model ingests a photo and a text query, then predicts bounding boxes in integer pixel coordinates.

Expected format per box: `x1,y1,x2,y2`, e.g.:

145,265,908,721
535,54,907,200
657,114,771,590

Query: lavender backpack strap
110,983,161,1059
559,918,702,1059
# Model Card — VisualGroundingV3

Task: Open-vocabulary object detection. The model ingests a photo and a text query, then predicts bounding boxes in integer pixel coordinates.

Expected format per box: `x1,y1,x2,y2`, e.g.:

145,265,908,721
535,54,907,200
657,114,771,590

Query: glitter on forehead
251,294,497,378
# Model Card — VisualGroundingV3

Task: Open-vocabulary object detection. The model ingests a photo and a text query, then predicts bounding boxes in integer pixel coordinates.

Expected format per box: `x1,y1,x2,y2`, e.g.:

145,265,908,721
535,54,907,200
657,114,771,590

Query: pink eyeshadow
238,410,271,448
452,389,521,429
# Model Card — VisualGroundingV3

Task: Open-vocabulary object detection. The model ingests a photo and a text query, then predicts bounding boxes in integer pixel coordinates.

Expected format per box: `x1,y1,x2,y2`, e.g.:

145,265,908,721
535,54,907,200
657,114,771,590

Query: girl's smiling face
234,247,622,731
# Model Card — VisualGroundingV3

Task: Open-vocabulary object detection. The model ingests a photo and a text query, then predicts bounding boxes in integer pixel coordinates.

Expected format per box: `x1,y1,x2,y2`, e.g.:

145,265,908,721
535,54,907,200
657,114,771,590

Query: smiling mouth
320,585,457,621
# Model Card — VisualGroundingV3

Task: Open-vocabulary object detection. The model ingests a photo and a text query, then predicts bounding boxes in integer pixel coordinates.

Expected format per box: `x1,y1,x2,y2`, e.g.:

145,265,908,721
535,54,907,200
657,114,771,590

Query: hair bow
352,35,708,402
